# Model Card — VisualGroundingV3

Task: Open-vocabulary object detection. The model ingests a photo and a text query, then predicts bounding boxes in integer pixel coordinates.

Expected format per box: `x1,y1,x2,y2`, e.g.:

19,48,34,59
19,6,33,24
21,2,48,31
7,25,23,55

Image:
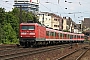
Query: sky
0,0,90,24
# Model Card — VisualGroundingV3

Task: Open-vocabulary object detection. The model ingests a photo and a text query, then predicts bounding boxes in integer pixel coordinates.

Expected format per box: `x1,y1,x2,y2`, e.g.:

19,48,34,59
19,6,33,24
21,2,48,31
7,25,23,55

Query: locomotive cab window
21,26,35,30
28,26,35,30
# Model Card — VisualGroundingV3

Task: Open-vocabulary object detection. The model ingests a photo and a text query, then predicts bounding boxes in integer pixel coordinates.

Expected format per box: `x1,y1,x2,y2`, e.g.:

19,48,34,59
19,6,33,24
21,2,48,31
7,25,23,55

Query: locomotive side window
21,26,35,30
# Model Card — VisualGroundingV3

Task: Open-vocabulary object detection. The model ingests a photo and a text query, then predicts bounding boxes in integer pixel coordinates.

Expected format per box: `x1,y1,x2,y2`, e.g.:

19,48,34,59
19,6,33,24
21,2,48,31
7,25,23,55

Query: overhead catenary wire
39,1,70,18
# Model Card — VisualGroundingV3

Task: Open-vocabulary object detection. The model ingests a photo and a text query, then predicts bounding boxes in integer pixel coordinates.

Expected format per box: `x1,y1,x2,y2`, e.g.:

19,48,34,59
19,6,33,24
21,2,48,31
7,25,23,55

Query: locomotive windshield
21,25,35,30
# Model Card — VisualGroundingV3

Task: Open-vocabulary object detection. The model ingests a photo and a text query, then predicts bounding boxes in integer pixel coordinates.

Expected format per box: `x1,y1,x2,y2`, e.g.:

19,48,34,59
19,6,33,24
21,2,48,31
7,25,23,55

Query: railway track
0,44,17,50
0,44,70,60
56,46,90,60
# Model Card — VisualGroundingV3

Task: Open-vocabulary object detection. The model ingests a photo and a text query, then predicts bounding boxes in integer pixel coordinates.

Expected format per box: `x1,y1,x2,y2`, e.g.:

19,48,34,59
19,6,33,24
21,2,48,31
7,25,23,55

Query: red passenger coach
19,23,85,47
19,23,46,47
46,28,84,44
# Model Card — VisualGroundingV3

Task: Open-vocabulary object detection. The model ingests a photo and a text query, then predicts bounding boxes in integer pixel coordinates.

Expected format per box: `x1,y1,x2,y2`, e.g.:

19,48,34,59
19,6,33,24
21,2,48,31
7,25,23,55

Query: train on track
19,23,85,47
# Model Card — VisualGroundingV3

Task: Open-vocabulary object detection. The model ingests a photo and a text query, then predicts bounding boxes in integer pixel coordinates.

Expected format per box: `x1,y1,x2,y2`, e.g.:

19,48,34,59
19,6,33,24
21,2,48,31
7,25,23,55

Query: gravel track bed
0,48,34,56
0,44,89,60
80,46,90,60
10,44,88,60
0,44,17,50
61,48,86,60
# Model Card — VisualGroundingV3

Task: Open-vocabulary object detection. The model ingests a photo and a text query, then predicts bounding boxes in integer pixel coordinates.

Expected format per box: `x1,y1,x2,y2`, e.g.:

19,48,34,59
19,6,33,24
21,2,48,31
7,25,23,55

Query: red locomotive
19,23,84,47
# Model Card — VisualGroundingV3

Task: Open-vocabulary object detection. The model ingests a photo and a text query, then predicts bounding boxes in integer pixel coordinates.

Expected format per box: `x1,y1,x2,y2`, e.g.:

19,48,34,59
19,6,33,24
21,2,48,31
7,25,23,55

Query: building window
54,19,57,21
54,25,59,27
47,25,49,26
46,18,47,20
54,25,57,27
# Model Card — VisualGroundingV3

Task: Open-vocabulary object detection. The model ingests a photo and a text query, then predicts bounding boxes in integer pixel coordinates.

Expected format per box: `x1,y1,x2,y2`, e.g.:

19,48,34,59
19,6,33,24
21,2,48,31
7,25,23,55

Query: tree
3,23,17,44
0,8,6,24
0,7,39,44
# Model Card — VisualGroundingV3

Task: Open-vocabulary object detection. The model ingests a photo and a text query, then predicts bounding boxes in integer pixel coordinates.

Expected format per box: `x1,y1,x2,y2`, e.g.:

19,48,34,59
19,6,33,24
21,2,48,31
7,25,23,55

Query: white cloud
69,7,75,10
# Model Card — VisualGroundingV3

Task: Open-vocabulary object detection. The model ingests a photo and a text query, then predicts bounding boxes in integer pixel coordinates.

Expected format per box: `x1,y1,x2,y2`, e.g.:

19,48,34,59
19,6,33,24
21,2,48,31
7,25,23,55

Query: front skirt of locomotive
19,37,36,47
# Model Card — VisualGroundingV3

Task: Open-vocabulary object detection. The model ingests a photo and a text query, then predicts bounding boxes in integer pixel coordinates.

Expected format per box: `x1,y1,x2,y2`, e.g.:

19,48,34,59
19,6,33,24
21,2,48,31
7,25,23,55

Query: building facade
38,12,52,27
83,18,90,36
14,0,39,13
38,12,63,30
48,13,63,30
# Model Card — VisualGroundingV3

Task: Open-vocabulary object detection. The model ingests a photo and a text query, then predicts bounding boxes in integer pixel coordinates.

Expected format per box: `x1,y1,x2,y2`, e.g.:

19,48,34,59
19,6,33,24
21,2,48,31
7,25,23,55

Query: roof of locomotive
20,23,46,28
20,23,38,25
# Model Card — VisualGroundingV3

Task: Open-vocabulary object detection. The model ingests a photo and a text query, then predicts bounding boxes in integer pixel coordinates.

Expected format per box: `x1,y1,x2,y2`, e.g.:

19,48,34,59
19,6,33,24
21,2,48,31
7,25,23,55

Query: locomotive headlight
33,36,35,37
30,33,35,35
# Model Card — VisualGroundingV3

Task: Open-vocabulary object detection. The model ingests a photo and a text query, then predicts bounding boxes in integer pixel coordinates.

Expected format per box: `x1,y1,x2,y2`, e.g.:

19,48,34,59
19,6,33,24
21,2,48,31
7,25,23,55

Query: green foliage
0,8,6,25
0,7,39,44
3,23,17,44
63,30,70,32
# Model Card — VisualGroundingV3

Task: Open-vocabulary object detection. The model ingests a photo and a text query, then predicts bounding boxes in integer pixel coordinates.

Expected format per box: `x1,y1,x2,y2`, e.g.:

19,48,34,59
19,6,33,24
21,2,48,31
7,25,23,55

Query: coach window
74,35,76,38
67,34,69,39
72,35,73,39
77,36,80,38
80,36,81,39
73,35,75,38
46,31,49,36
51,32,52,36
59,33,62,38
55,32,57,37
76,35,77,39
79,36,80,38
81,36,84,38
50,32,54,36
66,34,68,38
60,33,62,37
68,35,70,39
64,34,67,38
79,36,81,38
52,32,54,36
50,32,51,36
57,33,59,36
62,34,64,38
62,34,64,39
58,33,60,38
70,35,73,39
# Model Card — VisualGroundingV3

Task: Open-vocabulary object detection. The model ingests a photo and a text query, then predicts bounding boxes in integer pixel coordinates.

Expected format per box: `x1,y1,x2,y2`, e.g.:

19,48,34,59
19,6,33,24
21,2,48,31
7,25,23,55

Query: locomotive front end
19,23,36,47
